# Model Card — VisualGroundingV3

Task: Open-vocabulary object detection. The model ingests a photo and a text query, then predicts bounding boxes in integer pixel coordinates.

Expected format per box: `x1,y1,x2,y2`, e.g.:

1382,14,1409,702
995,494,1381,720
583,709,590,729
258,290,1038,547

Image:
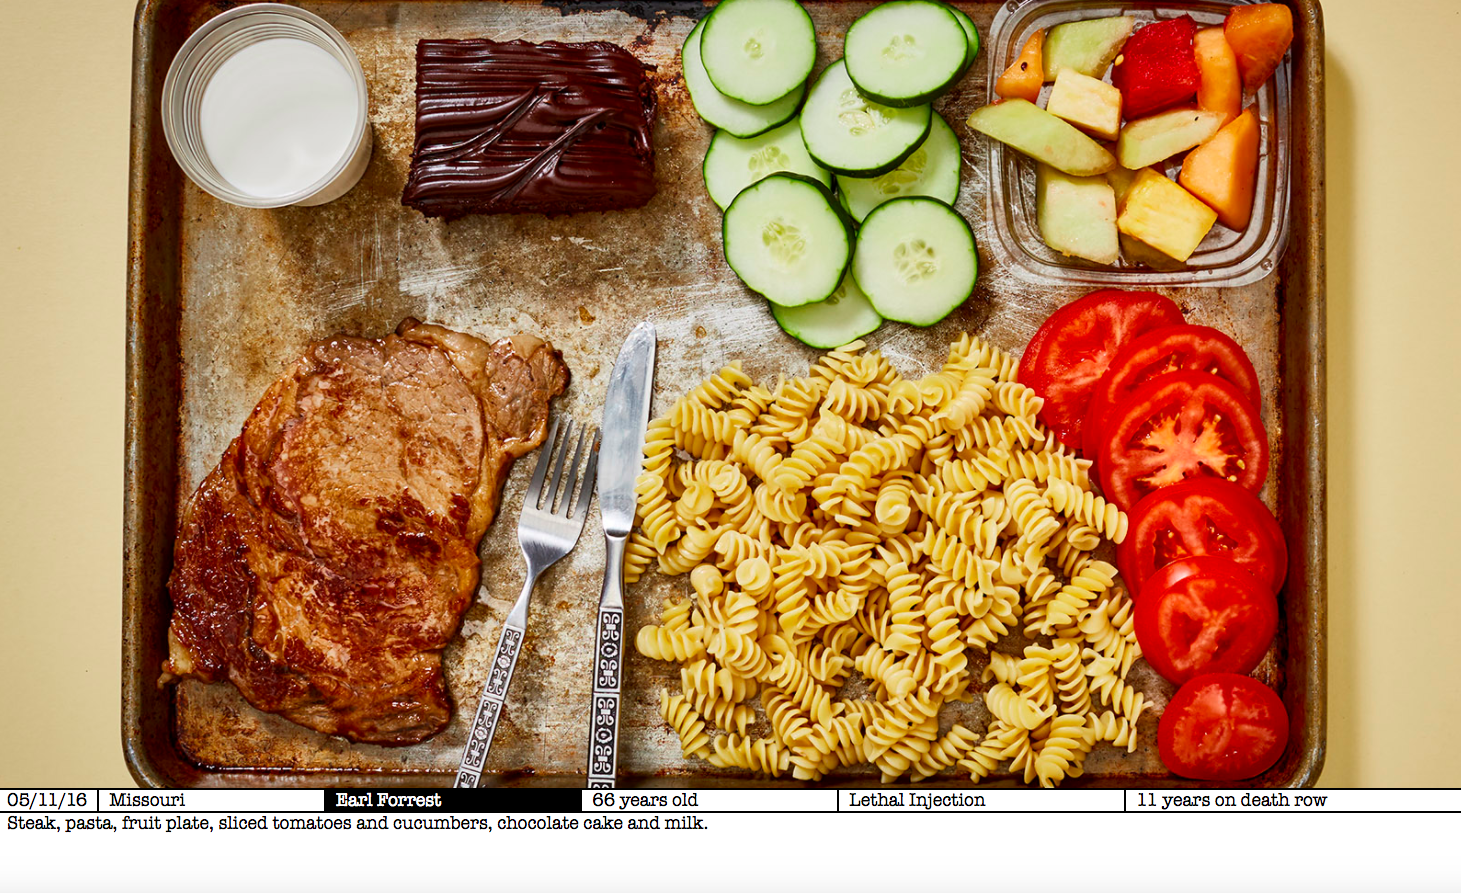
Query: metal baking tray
124,0,1325,788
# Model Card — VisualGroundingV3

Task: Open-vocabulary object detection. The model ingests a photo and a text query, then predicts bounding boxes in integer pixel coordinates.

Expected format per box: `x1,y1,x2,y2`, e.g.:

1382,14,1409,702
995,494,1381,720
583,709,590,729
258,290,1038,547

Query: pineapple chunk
1117,107,1227,170
1046,69,1123,141
1117,168,1217,262
1037,164,1119,265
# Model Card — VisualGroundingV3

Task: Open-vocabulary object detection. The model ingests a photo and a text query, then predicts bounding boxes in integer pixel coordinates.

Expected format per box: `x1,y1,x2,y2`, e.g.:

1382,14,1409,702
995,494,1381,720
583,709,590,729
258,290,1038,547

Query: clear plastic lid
981,0,1292,287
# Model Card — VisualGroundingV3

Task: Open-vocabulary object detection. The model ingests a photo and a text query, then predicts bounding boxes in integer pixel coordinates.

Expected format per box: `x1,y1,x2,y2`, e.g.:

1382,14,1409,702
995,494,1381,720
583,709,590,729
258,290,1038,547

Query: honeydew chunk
1036,164,1119,265
966,99,1116,177
1117,107,1227,170
1042,15,1135,81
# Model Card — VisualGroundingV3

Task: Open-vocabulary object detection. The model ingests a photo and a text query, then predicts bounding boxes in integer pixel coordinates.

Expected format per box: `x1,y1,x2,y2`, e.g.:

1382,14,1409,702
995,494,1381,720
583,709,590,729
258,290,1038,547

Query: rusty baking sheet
124,0,1325,788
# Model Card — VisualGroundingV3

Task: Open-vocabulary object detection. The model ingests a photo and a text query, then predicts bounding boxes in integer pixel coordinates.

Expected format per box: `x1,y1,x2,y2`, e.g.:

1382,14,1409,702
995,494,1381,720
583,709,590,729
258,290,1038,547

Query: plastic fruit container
981,0,1292,287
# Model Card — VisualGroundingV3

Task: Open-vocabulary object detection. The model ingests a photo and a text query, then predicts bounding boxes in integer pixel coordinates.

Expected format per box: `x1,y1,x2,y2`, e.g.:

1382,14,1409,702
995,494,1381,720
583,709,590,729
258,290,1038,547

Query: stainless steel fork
455,416,599,788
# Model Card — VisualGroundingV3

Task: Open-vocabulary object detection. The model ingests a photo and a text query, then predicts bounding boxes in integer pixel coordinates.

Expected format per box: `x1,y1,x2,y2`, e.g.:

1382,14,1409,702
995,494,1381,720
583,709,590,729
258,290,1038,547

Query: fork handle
454,616,529,788
586,535,626,788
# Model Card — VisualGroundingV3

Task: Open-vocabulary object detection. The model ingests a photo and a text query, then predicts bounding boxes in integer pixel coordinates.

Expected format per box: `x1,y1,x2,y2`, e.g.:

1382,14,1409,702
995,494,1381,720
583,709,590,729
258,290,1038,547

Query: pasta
630,337,1157,785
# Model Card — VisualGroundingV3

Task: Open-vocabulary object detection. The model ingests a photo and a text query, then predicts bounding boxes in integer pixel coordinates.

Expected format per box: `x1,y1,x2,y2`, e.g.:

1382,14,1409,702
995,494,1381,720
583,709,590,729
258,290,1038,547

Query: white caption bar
95,790,324,812
1126,789,1461,812
583,789,835,813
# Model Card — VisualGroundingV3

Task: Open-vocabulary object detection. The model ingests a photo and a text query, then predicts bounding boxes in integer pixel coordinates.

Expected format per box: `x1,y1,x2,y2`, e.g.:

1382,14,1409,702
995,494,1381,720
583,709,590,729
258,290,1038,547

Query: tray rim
122,0,1326,790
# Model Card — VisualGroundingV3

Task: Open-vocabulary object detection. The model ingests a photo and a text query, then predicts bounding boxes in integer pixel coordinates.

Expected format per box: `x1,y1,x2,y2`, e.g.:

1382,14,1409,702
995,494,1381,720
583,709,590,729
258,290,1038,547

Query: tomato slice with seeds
1017,290,1184,451
1159,673,1289,781
1095,371,1269,511
1134,556,1277,685
1119,478,1286,598
1083,324,1261,459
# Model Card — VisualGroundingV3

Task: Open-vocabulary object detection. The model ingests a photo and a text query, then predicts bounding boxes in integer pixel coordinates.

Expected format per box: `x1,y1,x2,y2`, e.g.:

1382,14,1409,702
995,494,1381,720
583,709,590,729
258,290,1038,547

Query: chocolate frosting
402,40,657,217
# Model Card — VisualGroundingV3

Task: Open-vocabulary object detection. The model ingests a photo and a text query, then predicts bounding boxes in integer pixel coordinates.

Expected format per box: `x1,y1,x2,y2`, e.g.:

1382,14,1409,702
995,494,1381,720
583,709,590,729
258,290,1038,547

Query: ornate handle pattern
585,606,623,788
454,623,526,788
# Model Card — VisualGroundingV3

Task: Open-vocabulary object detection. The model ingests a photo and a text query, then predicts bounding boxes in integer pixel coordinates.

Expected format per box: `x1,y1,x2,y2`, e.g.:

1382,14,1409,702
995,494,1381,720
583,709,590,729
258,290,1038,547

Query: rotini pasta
629,334,1159,786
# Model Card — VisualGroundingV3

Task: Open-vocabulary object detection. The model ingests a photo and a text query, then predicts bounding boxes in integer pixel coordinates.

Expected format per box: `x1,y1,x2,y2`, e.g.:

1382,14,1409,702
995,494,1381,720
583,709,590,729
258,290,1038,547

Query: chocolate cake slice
403,39,657,217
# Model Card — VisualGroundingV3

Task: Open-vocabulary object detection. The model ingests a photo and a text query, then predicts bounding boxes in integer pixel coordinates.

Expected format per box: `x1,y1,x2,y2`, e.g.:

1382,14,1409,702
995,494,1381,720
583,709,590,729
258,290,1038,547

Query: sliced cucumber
683,18,804,138
723,173,854,308
836,111,961,223
946,3,982,77
703,120,831,211
844,1,968,107
701,0,816,106
852,196,977,327
800,60,932,177
771,271,883,348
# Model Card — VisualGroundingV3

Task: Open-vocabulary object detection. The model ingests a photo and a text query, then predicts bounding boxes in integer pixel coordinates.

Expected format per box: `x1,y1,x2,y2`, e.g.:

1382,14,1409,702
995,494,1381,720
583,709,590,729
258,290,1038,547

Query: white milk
199,38,359,199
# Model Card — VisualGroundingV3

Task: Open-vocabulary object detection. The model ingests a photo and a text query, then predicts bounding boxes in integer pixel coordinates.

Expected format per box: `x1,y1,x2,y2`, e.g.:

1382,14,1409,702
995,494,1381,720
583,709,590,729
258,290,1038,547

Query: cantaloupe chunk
1194,27,1241,125
1224,4,1294,90
1180,106,1261,230
996,30,1045,103
1117,168,1217,262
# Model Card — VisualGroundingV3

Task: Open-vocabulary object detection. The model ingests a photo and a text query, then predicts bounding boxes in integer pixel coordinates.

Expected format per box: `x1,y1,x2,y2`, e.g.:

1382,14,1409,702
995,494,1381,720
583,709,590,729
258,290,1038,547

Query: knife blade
596,322,656,538
585,321,655,788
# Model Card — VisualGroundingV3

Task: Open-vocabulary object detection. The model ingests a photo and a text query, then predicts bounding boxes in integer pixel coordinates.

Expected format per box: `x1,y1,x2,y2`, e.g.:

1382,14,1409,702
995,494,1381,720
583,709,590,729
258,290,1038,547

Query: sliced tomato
1134,556,1277,685
1119,478,1286,598
1095,371,1268,511
1159,673,1289,781
1083,324,1261,458
1017,290,1184,451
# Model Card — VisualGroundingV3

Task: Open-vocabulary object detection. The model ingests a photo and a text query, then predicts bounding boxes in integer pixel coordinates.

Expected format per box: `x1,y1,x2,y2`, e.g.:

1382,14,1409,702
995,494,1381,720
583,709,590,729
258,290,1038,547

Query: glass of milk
162,4,371,208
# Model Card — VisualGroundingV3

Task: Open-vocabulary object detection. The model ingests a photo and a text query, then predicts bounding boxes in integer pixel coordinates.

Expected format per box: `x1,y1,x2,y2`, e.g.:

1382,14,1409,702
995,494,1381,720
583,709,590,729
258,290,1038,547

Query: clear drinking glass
160,3,372,208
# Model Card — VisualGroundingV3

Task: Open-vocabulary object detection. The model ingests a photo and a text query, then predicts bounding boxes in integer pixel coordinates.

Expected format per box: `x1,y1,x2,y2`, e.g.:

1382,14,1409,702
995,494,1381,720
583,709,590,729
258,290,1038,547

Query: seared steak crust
165,319,568,745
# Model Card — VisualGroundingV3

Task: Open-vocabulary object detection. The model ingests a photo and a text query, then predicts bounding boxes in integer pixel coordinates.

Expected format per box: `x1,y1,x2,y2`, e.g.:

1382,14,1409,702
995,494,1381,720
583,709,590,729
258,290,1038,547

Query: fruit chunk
1046,69,1123,141
966,99,1116,177
1042,15,1134,81
996,29,1045,103
1107,166,1140,208
1117,168,1217,262
1120,233,1186,271
1111,16,1201,118
1109,166,1190,270
1180,106,1261,230
1194,27,1241,125
1037,164,1118,265
1117,107,1226,170
1225,3,1294,90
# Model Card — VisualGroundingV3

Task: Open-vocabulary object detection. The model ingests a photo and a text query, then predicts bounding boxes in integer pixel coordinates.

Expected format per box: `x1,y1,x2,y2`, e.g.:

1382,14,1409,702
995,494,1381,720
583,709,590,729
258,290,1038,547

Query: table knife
585,322,655,789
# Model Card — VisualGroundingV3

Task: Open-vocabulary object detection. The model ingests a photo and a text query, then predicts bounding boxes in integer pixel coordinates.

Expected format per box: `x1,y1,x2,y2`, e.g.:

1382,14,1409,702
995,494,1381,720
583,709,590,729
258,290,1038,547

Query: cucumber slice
836,111,961,223
703,120,831,211
701,0,816,106
844,1,968,107
852,196,977,327
946,3,982,77
771,271,883,349
683,18,804,138
723,173,854,308
800,60,932,177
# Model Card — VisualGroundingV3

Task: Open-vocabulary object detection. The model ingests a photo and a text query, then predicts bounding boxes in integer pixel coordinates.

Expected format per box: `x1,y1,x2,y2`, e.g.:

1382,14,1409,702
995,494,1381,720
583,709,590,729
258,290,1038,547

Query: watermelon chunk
1111,16,1201,119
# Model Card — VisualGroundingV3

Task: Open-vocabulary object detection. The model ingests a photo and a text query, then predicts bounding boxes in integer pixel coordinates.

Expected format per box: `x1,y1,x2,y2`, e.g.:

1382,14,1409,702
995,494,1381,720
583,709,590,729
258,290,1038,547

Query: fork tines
526,415,599,522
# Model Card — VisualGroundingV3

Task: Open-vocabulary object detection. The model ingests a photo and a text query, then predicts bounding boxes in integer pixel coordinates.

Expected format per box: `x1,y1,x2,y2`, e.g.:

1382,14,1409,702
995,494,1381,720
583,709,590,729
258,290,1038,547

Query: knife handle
455,618,527,788
586,535,626,788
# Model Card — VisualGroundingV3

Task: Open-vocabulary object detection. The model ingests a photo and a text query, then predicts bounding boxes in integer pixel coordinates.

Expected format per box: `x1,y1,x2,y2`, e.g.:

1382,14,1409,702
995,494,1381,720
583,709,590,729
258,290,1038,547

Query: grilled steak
164,319,568,746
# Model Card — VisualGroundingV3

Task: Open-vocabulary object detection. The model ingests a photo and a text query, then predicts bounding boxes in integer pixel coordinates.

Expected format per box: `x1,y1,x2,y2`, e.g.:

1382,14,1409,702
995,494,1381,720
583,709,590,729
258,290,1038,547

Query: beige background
0,0,1455,788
